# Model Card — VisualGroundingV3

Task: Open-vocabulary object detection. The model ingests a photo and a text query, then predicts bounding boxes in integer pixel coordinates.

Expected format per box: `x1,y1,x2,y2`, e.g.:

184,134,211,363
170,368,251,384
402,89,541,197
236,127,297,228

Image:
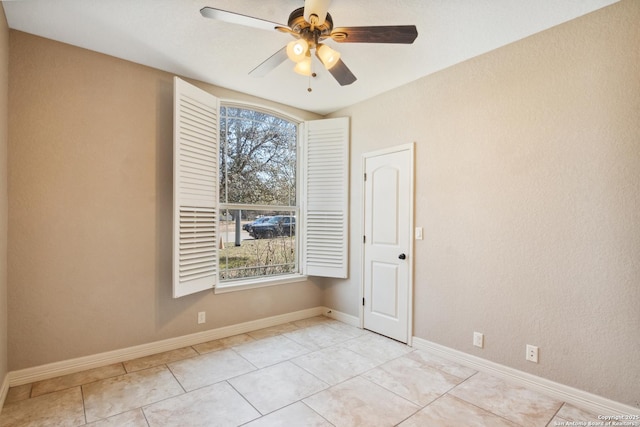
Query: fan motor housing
288,7,333,42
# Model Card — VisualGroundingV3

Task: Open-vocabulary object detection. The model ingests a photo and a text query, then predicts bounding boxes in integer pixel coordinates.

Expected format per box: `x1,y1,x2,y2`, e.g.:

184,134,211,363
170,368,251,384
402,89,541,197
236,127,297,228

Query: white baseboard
412,337,639,416
322,307,360,327
0,373,9,411
8,306,326,387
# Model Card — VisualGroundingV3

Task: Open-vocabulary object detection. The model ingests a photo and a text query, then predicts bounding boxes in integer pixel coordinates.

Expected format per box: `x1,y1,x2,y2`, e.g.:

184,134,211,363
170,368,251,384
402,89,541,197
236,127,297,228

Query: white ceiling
2,0,619,115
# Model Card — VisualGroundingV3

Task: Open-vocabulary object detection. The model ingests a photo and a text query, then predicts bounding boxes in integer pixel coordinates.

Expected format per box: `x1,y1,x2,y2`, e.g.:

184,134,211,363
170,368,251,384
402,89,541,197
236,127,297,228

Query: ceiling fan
200,0,418,86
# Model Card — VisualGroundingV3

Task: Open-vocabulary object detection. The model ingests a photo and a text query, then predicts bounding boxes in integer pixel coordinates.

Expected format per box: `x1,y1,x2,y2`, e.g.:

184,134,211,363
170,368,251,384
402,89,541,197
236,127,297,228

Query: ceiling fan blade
331,25,418,44
200,7,285,32
327,59,357,86
249,46,289,77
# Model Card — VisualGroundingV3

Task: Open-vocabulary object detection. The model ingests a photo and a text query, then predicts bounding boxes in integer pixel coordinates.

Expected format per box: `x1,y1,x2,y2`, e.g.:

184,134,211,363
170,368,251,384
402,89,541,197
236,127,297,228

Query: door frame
360,142,415,345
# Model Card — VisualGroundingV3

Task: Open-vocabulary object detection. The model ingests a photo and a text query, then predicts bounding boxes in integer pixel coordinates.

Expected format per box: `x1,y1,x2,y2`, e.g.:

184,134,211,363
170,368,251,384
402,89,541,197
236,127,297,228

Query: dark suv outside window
249,215,296,239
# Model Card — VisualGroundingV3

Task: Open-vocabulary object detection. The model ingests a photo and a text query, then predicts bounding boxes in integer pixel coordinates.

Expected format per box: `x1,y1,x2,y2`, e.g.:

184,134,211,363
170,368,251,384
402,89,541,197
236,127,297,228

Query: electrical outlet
197,311,206,324
526,344,539,363
473,332,484,348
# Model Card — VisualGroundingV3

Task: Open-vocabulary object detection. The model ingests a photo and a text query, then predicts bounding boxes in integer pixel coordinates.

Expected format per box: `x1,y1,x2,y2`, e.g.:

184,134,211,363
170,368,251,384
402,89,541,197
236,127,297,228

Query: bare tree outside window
218,106,298,280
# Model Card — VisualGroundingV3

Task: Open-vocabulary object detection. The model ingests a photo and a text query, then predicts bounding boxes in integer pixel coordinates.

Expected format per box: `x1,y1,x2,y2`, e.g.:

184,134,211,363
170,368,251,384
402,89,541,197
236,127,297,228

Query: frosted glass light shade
316,44,340,69
286,39,309,63
294,56,312,76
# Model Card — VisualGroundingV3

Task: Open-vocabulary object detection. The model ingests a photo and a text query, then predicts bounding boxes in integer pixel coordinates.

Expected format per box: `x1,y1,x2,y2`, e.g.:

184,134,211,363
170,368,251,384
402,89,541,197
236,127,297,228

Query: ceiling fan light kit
200,0,418,87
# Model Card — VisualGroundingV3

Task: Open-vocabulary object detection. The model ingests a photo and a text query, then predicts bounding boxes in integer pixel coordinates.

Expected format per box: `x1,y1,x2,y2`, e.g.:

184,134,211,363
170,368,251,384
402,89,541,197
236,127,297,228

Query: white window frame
173,77,349,298
216,101,303,292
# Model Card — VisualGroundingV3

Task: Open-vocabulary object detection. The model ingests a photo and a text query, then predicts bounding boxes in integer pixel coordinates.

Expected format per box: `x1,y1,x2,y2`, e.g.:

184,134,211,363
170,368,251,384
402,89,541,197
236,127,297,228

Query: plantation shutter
303,117,350,278
173,77,219,298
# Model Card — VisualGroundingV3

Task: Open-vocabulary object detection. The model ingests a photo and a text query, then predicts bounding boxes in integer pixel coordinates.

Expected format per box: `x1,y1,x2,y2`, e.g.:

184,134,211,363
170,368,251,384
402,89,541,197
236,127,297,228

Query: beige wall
328,0,640,407
0,3,8,386
7,31,324,370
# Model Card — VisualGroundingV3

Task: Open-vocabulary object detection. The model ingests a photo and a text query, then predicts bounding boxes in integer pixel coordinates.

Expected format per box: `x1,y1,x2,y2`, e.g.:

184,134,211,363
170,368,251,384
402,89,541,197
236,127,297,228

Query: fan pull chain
307,61,317,92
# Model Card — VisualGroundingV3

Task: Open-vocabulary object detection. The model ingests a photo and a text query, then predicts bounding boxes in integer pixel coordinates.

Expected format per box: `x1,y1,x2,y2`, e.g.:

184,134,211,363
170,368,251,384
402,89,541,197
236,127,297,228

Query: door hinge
364,173,367,181
362,297,365,306
363,235,366,243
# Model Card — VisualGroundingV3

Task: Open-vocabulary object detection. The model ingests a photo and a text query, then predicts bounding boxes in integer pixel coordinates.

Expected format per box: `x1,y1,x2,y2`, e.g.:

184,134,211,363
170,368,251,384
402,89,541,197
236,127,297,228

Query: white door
363,144,414,343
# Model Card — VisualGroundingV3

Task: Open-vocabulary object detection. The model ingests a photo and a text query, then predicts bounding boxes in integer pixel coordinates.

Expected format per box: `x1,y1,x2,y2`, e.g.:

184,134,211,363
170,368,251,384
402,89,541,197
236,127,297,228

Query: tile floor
0,316,601,426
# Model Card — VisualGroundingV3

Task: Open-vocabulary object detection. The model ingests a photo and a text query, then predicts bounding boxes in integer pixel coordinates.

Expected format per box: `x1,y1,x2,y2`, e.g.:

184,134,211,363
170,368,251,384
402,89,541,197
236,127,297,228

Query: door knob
398,253,406,260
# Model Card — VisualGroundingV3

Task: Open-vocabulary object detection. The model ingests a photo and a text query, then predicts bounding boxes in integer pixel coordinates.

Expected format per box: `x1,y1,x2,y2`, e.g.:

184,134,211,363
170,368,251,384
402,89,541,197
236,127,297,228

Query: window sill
214,274,309,294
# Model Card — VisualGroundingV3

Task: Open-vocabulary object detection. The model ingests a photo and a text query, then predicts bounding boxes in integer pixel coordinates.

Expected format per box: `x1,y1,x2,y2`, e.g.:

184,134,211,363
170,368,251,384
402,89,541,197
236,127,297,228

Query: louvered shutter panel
173,77,219,298
303,117,349,278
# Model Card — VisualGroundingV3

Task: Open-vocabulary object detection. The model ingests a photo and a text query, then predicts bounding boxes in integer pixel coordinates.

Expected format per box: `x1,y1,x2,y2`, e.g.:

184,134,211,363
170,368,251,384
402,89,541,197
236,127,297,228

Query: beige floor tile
243,402,333,427
292,346,378,385
322,320,368,338
304,376,420,427
85,408,149,426
0,386,85,427
554,403,602,422
229,361,328,415
363,355,465,406
31,363,126,397
123,347,198,372
82,366,184,423
449,372,563,427
232,334,311,368
404,349,477,379
341,332,413,365
284,324,361,350
143,381,260,426
399,394,519,427
292,316,332,328
5,383,32,404
168,348,256,392
550,403,608,425
192,333,255,354
247,323,300,340
0,318,588,427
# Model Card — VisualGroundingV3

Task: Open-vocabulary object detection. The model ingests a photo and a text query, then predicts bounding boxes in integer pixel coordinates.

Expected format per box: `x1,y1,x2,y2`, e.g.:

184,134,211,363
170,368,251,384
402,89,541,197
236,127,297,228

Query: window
173,77,348,298
218,105,299,282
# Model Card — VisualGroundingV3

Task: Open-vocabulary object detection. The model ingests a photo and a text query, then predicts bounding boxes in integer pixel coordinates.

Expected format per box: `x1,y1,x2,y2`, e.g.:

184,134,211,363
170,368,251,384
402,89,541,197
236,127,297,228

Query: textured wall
328,0,639,407
7,31,324,370
0,3,9,388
